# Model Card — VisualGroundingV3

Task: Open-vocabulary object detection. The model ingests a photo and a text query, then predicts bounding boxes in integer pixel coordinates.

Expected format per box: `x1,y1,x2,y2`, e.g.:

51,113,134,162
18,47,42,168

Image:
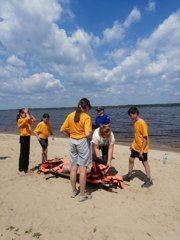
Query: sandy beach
0,133,180,240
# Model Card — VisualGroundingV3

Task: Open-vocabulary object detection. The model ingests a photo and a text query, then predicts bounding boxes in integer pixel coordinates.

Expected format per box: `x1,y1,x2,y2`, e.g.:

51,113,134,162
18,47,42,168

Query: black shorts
130,149,148,161
39,138,48,150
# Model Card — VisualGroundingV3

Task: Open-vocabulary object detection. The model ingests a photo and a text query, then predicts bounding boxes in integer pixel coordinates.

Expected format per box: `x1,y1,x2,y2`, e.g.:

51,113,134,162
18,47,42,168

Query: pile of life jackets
40,158,124,189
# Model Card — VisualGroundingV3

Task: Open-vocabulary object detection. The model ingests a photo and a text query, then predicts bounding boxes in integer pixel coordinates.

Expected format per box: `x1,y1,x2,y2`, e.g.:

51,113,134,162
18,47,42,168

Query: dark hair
74,98,91,123
41,113,50,121
16,108,25,122
128,106,139,116
99,125,111,138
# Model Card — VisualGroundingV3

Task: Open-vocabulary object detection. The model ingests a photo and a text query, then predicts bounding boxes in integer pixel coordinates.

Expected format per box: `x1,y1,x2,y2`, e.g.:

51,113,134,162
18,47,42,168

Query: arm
61,130,70,138
30,113,36,123
25,108,36,124
85,131,92,139
107,144,114,166
34,124,40,140
139,136,147,157
49,124,54,140
130,140,135,150
93,143,101,159
34,132,40,141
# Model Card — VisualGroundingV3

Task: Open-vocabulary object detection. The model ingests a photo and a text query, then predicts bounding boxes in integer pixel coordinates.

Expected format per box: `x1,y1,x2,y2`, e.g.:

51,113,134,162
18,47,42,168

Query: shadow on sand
0,156,11,160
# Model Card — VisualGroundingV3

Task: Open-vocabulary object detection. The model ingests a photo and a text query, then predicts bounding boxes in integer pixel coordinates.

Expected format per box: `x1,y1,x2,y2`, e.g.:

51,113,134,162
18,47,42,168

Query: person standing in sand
34,113,54,163
60,98,92,202
123,106,153,188
94,106,111,129
16,108,36,175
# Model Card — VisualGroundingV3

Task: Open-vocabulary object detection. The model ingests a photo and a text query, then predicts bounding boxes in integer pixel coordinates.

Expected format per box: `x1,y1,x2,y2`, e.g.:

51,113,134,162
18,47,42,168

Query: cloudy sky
0,0,180,109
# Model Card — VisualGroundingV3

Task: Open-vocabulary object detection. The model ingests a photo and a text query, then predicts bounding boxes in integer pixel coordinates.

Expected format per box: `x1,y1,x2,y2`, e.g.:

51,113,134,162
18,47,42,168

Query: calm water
0,105,180,150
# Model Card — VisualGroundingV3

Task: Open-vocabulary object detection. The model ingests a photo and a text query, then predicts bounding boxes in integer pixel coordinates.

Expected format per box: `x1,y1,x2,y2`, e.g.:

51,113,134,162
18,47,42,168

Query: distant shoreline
0,102,180,111
2,132,180,153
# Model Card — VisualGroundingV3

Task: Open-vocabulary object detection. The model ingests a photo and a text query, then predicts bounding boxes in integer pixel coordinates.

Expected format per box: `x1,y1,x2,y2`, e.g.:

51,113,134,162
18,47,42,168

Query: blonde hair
99,125,111,138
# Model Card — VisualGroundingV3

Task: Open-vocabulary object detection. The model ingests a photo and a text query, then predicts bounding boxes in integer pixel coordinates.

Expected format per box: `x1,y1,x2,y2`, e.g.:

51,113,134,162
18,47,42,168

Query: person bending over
92,125,115,167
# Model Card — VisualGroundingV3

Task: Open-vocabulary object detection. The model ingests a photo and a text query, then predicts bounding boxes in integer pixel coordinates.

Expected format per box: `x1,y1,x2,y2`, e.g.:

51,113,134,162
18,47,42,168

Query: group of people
16,98,153,202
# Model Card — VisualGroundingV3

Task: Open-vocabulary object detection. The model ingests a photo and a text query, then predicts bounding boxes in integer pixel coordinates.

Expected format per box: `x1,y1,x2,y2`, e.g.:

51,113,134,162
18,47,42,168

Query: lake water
0,105,180,151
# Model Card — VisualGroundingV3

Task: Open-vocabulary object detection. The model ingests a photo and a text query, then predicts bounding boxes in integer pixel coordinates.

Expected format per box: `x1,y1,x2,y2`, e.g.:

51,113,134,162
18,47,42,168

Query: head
78,98,92,112
96,106,104,116
128,106,139,121
16,108,26,122
74,98,92,123
99,125,111,139
42,113,50,123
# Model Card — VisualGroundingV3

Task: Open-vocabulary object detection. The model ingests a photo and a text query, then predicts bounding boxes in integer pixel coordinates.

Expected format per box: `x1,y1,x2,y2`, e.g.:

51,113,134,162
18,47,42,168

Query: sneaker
141,179,153,188
123,173,133,182
78,192,92,202
17,171,26,176
70,189,79,198
24,170,33,175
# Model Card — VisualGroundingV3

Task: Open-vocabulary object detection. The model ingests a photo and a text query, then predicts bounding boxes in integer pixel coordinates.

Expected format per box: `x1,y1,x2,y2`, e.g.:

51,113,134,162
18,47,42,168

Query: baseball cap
96,106,104,111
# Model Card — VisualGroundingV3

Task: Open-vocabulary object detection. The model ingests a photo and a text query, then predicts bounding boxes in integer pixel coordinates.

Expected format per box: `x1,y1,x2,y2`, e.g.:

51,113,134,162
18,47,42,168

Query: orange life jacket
40,158,124,189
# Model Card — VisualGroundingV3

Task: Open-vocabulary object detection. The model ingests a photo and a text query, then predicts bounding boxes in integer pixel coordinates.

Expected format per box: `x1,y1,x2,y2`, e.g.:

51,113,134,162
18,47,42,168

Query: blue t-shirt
95,114,111,128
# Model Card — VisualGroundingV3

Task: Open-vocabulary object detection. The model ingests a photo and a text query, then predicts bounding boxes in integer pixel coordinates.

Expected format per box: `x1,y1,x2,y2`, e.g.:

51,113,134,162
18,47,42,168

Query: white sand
0,133,180,240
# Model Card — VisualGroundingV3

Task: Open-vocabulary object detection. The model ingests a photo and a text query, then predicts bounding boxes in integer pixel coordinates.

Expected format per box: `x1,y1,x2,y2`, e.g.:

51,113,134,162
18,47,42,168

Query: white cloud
99,11,180,103
147,1,156,12
0,0,179,108
7,55,26,66
21,72,65,93
102,7,141,44
102,21,124,43
123,7,141,28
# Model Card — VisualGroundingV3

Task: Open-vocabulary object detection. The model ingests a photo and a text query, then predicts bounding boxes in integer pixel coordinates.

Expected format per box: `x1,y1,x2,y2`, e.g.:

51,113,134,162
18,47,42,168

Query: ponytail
74,98,92,123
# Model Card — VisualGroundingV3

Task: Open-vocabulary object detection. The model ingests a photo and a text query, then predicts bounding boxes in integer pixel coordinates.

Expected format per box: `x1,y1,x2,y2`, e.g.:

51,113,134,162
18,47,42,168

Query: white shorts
69,138,91,167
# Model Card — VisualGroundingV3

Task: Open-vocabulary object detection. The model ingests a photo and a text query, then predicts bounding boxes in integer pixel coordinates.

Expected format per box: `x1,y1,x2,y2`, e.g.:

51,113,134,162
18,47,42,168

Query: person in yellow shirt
17,108,36,175
123,106,153,188
60,98,92,202
34,113,54,163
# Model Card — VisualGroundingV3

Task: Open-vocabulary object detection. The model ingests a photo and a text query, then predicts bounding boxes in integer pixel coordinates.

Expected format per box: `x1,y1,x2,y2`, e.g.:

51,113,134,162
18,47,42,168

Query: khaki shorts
69,138,91,166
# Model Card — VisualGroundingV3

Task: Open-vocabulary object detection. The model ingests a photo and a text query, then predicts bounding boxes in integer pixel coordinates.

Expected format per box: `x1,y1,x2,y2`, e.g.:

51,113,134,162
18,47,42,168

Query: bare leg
70,165,78,192
128,157,135,173
42,148,47,163
79,166,87,196
142,161,151,179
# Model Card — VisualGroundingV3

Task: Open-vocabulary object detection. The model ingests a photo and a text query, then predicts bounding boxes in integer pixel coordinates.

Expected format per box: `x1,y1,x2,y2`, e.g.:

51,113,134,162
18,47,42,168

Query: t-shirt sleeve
60,116,69,132
92,129,99,144
34,123,41,135
84,116,92,132
110,132,115,144
17,118,28,128
141,121,148,137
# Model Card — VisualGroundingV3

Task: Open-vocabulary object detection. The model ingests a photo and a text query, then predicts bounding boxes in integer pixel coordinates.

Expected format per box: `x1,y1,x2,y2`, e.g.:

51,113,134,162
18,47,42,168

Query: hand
129,146,132,150
24,108,28,114
139,150,143,158
107,161,111,167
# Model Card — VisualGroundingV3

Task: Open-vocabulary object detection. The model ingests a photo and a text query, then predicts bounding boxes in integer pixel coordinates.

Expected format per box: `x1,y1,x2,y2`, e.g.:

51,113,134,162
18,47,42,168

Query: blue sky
0,0,180,109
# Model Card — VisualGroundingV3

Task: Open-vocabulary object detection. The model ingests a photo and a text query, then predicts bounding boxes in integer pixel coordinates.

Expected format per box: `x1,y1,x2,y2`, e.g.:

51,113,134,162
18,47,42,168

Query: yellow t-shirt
17,117,35,136
60,111,92,139
131,119,149,153
34,121,53,139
